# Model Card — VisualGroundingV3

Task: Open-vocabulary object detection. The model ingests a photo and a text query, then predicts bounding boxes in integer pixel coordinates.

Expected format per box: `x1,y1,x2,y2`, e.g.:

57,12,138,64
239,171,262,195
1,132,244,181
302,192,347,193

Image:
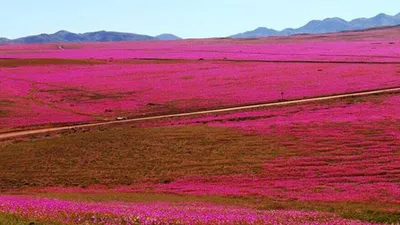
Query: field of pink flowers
140,93,400,204
4,93,395,224
1,54,399,130
0,196,379,225
1,26,400,130
1,26,399,62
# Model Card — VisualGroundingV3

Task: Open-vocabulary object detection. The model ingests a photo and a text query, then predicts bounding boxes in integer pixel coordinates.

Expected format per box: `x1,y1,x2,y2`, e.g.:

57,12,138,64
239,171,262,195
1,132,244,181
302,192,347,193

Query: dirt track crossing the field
1,86,400,140
134,57,400,64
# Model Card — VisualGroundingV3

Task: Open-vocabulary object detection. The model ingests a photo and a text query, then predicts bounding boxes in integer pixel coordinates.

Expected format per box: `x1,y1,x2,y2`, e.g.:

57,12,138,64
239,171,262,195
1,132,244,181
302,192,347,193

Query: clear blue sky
1,0,399,39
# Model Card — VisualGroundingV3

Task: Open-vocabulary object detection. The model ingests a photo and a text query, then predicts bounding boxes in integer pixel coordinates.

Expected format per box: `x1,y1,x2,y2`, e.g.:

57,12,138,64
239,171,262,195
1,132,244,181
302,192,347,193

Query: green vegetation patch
0,100,15,106
0,125,287,190
0,110,8,117
0,212,62,225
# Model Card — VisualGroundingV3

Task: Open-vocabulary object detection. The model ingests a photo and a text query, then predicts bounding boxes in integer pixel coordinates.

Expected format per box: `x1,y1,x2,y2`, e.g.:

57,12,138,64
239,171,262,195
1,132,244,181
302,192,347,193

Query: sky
1,0,399,39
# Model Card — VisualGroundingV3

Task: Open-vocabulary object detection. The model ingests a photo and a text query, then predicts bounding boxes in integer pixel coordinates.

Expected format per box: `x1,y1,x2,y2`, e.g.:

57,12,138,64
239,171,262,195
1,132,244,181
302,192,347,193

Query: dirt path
1,86,400,140
135,57,400,64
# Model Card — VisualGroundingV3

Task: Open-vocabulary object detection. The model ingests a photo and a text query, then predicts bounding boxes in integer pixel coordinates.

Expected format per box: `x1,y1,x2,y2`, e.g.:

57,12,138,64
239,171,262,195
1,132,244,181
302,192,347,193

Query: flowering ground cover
0,196,381,225
141,94,400,203
1,59,399,130
0,93,399,223
1,26,400,130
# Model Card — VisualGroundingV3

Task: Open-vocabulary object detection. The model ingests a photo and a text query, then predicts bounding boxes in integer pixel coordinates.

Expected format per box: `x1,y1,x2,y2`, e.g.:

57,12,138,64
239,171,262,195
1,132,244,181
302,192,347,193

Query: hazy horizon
1,0,399,39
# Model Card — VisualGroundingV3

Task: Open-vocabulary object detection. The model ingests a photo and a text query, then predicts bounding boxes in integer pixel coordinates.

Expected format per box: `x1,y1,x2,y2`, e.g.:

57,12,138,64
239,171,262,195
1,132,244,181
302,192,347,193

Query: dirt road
1,86,399,140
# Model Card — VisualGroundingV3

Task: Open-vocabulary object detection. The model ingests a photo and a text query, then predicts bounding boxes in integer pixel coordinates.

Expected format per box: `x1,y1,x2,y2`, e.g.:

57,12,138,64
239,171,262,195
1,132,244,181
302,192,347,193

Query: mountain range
230,12,400,38
1,12,399,43
0,31,181,44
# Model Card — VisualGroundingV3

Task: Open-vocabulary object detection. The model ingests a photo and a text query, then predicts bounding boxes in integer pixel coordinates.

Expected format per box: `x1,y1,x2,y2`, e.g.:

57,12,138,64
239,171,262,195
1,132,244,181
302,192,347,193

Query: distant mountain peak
230,12,400,38
375,13,388,18
254,27,271,31
230,27,280,38
372,13,391,20
323,17,346,22
54,30,71,35
252,27,278,33
155,33,181,40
